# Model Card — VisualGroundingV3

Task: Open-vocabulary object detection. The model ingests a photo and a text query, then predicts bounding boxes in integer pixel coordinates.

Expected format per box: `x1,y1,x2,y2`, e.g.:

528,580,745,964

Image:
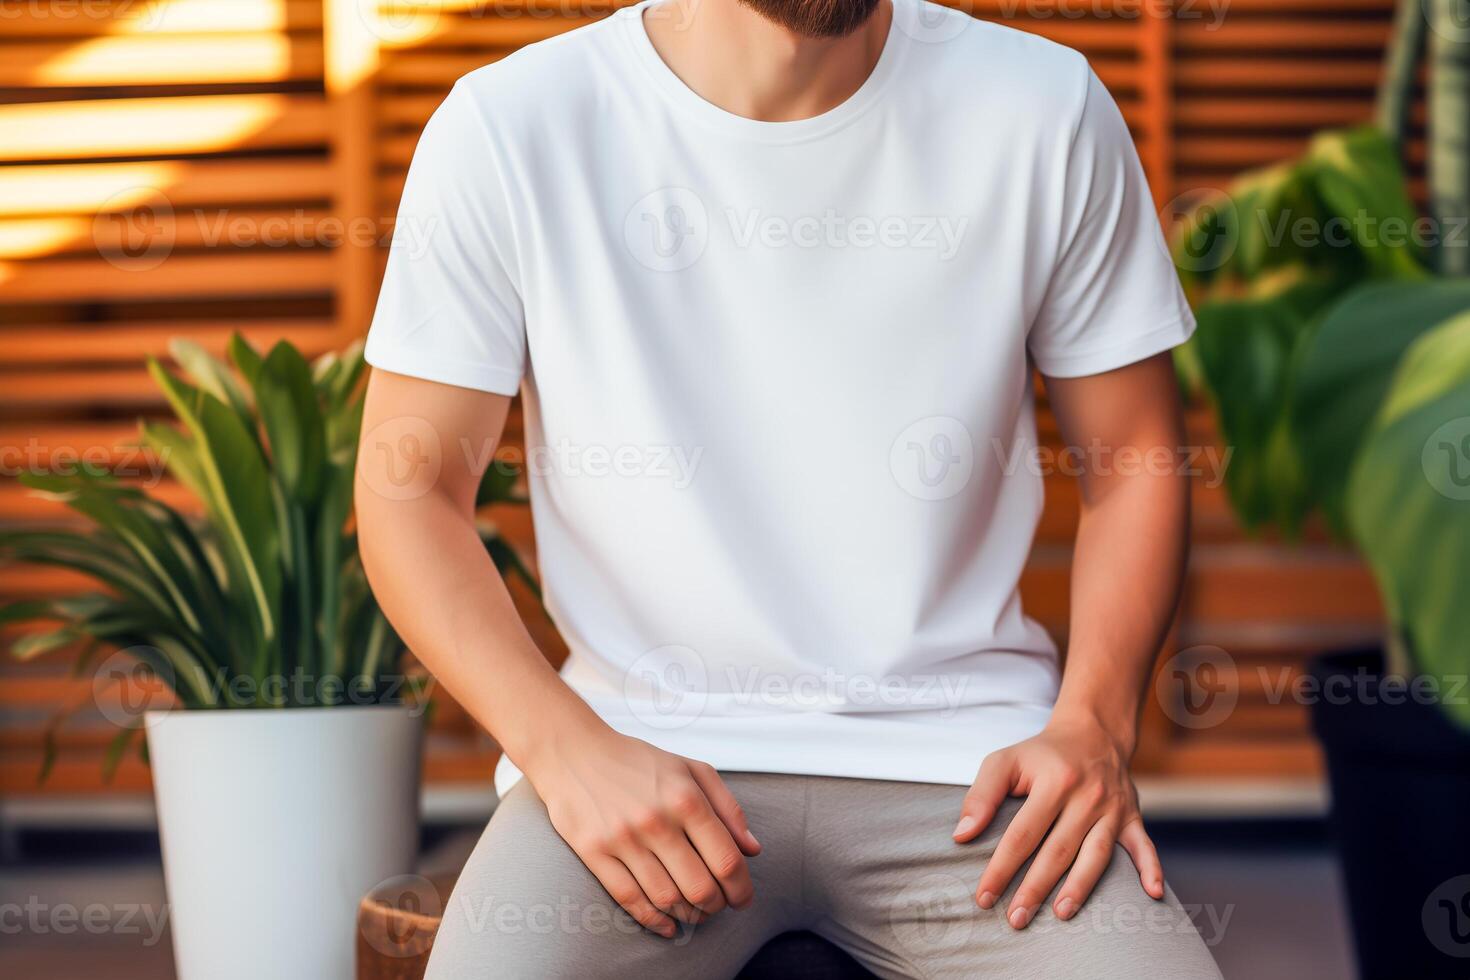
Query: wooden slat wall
1,0,1399,795
0,0,344,792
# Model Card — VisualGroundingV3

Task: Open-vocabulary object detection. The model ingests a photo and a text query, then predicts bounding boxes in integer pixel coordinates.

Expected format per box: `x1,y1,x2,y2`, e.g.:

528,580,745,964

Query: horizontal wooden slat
0,95,329,162
0,160,334,217
0,0,323,38
0,250,335,302
0,33,324,86
0,318,334,366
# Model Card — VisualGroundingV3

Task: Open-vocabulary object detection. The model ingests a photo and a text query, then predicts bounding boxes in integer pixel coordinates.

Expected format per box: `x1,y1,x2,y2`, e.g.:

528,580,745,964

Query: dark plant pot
1309,648,1470,979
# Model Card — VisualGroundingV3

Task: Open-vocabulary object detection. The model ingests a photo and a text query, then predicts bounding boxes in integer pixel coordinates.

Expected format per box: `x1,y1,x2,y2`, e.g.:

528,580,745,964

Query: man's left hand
951,718,1164,929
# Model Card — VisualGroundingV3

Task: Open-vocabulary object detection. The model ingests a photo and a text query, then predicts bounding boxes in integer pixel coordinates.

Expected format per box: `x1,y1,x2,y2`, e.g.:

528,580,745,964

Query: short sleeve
364,82,526,395
1027,68,1195,378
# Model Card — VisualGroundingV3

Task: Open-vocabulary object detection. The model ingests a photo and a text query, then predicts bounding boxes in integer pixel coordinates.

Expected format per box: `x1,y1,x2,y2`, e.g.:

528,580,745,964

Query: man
356,0,1222,975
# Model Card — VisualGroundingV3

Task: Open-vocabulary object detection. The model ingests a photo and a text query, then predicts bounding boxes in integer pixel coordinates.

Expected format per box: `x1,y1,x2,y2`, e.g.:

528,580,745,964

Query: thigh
806,779,1223,980
425,773,805,980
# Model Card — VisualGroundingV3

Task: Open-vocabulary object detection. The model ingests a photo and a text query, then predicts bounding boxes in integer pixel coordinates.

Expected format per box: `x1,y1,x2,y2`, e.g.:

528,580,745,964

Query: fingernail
1009,905,1032,929
1056,897,1077,919
977,890,996,909
1151,878,1163,897
746,830,761,848
953,816,978,839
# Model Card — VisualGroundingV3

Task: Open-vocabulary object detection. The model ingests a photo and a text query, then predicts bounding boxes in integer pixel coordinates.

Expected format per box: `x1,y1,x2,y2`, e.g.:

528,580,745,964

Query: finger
1053,818,1117,920
584,853,677,938
1119,817,1165,899
648,827,728,917
688,761,761,855
954,750,1017,843
1006,804,1107,929
974,781,1066,910
619,845,708,925
681,802,756,910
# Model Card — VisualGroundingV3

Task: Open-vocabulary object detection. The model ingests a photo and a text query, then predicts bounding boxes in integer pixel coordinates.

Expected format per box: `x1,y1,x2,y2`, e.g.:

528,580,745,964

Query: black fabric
736,932,878,980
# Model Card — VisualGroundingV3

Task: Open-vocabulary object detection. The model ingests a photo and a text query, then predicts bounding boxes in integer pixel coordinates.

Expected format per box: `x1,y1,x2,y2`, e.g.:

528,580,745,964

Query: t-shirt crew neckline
619,0,909,145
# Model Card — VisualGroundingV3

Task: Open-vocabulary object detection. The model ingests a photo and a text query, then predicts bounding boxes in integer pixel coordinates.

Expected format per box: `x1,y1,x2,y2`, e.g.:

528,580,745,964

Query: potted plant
1172,72,1470,980
1,335,535,980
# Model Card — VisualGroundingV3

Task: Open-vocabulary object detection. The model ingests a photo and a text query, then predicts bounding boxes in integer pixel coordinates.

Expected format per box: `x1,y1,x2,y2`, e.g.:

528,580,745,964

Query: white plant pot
145,705,423,980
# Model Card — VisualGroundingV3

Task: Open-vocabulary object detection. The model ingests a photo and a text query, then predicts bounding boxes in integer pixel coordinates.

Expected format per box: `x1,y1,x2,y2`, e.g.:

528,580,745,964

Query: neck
642,0,892,123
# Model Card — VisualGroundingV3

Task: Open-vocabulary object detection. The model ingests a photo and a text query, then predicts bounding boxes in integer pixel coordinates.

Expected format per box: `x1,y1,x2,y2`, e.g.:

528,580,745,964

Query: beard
737,0,882,38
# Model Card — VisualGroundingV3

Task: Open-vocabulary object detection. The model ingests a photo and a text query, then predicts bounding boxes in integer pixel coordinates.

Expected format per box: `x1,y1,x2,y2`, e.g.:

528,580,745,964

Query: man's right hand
525,728,762,937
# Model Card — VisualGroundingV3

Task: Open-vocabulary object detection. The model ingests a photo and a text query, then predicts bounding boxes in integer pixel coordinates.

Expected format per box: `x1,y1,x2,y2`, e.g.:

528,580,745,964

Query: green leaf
1306,126,1428,280
227,332,264,387
1293,279,1470,530
101,727,140,783
255,341,326,504
1190,274,1332,531
11,629,80,660
1347,315,1470,728
147,357,280,648
476,458,522,508
169,339,255,431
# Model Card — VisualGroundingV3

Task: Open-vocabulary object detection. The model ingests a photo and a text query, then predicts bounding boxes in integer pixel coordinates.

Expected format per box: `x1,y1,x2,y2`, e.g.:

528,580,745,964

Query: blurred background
2,0,1466,978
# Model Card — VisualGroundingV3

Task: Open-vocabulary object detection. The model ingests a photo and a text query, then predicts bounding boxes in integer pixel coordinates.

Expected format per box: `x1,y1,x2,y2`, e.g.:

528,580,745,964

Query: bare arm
355,369,759,936
953,352,1189,927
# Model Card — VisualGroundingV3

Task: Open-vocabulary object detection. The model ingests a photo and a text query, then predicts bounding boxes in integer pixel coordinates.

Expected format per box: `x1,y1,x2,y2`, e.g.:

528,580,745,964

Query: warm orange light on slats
0,95,324,162
0,34,318,87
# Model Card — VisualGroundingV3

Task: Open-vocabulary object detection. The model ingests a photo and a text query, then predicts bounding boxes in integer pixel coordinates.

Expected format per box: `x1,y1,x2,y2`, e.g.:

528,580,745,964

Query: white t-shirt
364,0,1195,797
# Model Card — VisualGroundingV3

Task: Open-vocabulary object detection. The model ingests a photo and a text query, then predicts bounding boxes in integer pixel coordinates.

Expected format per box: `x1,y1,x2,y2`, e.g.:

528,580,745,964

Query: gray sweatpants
426,772,1223,979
